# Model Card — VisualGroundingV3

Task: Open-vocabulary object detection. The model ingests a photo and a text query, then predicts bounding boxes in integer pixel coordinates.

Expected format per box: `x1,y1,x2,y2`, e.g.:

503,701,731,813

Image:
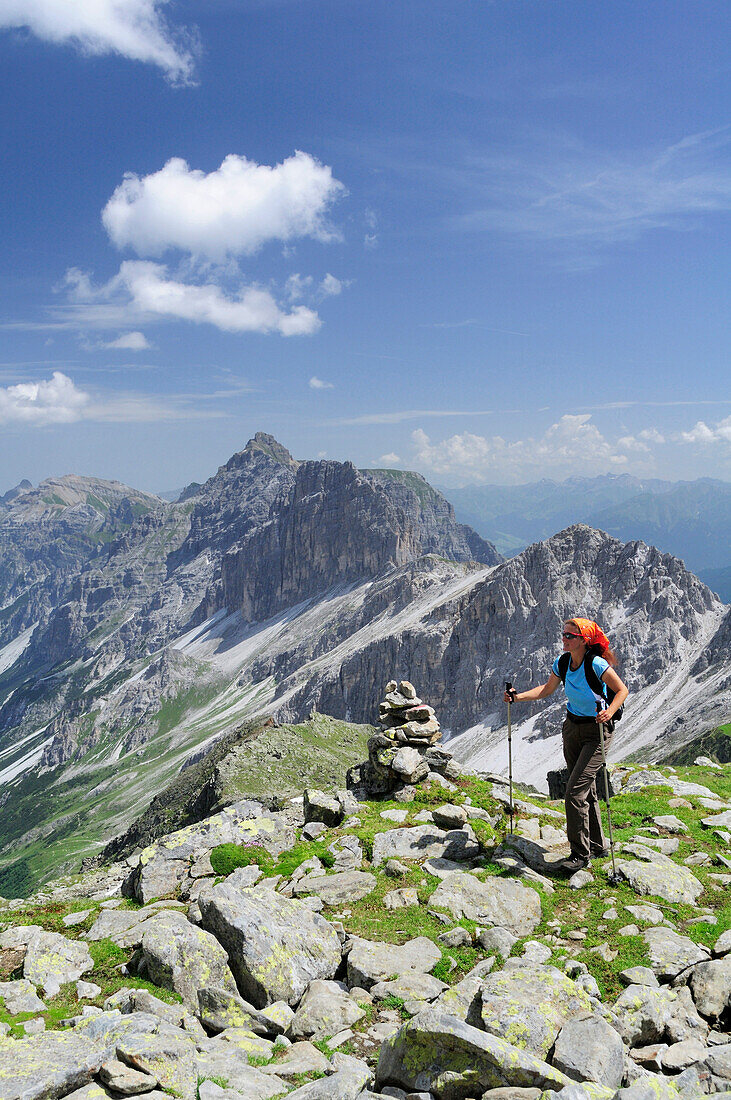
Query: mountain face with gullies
0,432,728,897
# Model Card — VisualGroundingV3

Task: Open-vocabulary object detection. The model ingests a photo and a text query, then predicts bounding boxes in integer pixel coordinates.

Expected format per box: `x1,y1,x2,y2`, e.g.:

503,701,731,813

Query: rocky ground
3,758,731,1099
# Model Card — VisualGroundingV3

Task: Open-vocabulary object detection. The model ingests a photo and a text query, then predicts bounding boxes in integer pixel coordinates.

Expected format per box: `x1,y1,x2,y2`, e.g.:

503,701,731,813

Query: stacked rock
378,679,441,745
347,678,459,798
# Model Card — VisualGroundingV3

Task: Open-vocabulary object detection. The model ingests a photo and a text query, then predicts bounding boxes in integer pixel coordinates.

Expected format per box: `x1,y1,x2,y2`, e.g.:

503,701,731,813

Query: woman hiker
503,618,629,875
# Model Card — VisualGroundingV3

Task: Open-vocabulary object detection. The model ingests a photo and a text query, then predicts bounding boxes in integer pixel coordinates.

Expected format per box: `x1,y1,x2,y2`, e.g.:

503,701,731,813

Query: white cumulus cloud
0,0,196,83
102,152,345,261
309,376,333,389
378,453,401,465
0,371,89,426
102,331,150,350
64,261,321,336
677,415,731,446
411,414,635,482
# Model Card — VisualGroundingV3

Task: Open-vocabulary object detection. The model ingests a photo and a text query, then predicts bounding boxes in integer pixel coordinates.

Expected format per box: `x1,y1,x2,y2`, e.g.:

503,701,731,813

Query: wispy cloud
456,129,731,254
0,0,197,84
421,319,530,336
334,409,493,426
60,262,322,337
309,376,334,390
99,331,151,350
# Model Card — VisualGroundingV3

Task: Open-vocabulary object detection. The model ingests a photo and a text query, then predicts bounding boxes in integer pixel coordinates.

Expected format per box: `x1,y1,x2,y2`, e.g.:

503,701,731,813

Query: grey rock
112,1024,200,1100
141,912,238,1011
288,979,366,1040
0,979,46,1014
476,927,518,958
714,929,731,957
625,904,664,925
85,903,188,946
375,1008,571,1095
477,965,592,1058
198,1070,287,1100
197,985,273,1034
551,1013,625,1088
643,926,710,980
292,870,377,906
199,879,342,1007
21,929,94,996
661,1037,707,1072
99,1058,158,1095
620,966,660,987
0,1030,106,1098
346,936,442,990
617,855,704,905
284,1052,373,1098
371,973,449,1003
391,747,430,784
430,871,541,937
304,789,344,827
259,1039,330,1077
654,816,689,833
432,804,468,830
687,957,731,1019
371,825,479,865
384,887,419,910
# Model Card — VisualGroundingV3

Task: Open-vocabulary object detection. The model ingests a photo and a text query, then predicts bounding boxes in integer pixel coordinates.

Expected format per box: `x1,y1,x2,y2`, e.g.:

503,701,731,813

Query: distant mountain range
442,474,731,598
0,436,728,898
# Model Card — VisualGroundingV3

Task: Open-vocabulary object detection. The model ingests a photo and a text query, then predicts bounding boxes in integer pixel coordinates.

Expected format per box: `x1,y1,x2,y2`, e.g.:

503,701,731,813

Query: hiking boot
560,854,591,875
590,846,610,858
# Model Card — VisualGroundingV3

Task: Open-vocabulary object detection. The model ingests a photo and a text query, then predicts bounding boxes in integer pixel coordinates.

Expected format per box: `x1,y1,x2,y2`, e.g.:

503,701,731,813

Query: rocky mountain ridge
0,434,727,897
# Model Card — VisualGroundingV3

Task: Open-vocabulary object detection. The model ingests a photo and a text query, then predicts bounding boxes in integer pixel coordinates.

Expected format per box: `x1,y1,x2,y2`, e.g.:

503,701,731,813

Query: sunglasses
562,631,582,640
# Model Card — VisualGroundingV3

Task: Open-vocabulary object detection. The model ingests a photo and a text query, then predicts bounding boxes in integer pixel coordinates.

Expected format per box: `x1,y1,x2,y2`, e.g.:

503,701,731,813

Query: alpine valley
0,433,729,898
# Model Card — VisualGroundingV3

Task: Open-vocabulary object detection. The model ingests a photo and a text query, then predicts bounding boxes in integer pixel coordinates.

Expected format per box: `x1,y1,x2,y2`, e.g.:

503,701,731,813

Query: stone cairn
347,679,460,798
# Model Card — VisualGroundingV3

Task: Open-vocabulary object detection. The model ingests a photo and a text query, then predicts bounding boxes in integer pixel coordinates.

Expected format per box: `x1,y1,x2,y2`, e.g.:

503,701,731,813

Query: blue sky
1,0,729,493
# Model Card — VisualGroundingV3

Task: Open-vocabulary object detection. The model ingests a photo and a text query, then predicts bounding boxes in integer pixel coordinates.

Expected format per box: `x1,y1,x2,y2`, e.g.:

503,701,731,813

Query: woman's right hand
504,688,517,703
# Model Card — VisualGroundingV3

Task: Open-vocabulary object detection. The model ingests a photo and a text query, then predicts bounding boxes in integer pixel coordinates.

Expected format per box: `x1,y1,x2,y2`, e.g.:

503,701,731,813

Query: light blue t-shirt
552,654,610,718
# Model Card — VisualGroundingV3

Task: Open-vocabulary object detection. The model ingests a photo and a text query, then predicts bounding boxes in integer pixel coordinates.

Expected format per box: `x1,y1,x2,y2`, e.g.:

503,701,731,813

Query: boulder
197,985,273,1034
687,957,731,1019
375,1009,571,1097
21,930,94,996
551,1013,625,1088
432,804,468,830
85,903,188,946
199,881,341,1007
288,980,366,1040
643,927,710,981
292,870,377,907
371,825,479,865
285,1052,373,1098
304,789,344,828
430,871,541,937
391,747,430,784
0,979,46,1014
616,854,703,904
0,1031,106,1098
141,913,238,1011
476,965,592,1058
612,984,706,1047
370,972,448,1003
346,935,441,990
115,1029,198,1099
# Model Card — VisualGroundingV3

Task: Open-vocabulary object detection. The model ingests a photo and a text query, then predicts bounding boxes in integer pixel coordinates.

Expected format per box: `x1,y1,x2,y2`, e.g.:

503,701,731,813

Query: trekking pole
596,701,620,885
505,682,514,835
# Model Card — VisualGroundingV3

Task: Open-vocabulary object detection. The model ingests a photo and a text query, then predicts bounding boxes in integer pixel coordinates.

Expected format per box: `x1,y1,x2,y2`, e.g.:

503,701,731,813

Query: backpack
557,651,624,722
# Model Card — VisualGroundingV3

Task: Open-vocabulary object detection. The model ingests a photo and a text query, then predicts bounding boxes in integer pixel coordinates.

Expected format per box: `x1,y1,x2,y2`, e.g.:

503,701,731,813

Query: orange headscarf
570,617,611,656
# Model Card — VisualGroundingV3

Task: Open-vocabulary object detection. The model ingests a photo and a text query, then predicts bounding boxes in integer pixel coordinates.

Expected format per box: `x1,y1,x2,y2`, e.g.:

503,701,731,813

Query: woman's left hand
596,708,613,725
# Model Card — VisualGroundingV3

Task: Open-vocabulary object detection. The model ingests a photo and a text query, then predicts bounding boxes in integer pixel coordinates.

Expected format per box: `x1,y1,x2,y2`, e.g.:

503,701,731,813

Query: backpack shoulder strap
557,652,571,684
583,653,607,698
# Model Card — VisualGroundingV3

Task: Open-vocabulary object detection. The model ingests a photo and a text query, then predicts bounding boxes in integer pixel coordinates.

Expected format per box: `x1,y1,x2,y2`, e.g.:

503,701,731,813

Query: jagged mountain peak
225,431,298,473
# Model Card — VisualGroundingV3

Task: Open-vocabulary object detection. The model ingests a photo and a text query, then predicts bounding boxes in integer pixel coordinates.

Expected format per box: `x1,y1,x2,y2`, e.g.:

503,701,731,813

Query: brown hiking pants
562,715,612,859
